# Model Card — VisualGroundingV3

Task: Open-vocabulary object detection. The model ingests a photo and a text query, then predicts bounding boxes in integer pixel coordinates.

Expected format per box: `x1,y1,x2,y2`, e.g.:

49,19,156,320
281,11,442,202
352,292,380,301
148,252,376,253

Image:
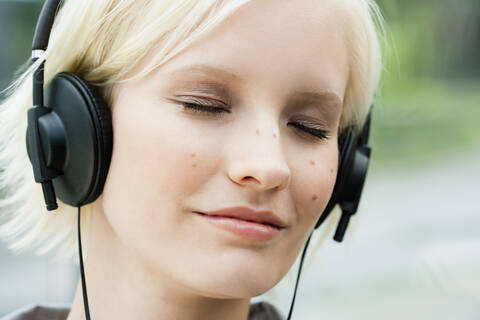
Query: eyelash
179,101,331,141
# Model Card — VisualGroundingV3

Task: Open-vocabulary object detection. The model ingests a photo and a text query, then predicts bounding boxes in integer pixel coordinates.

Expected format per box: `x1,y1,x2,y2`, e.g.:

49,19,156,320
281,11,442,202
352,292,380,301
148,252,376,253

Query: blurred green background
372,0,480,170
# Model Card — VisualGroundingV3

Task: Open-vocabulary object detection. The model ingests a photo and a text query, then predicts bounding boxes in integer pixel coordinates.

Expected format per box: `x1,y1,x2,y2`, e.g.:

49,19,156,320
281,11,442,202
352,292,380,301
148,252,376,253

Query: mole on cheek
310,160,315,166
330,168,334,173
191,153,197,168
312,194,318,201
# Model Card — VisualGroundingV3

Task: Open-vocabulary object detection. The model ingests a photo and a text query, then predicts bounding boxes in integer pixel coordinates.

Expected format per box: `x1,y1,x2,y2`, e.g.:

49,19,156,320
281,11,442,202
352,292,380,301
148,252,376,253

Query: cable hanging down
78,206,92,320
286,231,313,320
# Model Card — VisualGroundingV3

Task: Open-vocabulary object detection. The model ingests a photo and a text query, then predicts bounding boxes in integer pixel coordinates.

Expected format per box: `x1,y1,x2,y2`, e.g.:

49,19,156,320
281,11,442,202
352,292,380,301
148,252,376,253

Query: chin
195,279,278,299
186,261,285,299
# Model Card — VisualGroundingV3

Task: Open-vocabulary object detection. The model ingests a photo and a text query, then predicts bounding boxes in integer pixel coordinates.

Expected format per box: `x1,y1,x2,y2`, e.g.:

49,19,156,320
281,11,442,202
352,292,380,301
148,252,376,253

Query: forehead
153,0,349,100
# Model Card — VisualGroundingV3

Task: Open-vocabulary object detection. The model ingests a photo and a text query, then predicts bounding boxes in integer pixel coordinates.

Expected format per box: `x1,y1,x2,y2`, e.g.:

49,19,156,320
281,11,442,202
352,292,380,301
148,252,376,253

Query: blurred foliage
370,0,480,170
377,0,480,81
0,0,479,172
0,2,41,92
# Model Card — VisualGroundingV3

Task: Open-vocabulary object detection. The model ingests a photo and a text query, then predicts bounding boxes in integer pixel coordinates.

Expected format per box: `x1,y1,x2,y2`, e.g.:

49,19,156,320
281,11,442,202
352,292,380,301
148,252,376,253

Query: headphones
26,0,372,244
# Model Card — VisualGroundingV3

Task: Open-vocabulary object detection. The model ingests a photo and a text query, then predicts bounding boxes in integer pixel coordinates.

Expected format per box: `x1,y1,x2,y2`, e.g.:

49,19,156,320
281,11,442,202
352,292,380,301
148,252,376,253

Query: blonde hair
0,0,386,262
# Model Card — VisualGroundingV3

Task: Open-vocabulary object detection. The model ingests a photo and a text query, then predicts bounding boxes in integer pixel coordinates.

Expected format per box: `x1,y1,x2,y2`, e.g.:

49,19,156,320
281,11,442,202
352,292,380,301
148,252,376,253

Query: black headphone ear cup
45,72,113,206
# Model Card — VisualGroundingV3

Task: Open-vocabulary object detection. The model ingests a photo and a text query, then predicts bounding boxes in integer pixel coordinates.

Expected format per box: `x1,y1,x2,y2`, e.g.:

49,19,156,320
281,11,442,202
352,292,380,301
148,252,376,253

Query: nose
227,125,291,192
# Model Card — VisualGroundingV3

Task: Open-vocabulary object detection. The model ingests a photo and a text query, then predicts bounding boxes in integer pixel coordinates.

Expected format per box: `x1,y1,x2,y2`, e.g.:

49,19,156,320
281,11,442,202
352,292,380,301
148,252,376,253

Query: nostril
243,176,258,183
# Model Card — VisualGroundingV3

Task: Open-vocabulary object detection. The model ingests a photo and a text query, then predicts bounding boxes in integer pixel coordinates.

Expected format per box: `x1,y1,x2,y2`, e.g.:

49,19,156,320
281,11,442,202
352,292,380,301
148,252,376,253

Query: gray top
1,301,284,320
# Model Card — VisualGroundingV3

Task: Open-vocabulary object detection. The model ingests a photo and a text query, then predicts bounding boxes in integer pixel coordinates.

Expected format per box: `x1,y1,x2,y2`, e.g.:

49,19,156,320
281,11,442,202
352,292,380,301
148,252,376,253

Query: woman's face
100,0,348,298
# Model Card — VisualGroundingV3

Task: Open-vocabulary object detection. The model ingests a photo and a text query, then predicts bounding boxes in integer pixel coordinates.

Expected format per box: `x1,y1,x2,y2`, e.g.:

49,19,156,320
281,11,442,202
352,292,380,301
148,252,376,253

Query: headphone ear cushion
45,72,113,206
64,73,113,203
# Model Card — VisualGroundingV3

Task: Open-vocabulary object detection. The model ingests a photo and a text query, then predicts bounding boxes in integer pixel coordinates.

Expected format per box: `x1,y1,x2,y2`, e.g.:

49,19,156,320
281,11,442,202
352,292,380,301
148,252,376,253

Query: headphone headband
32,0,60,51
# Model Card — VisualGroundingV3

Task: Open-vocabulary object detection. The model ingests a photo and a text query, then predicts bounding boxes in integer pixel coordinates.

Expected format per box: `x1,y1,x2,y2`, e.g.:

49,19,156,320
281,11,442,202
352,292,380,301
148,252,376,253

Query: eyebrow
167,64,342,109
288,90,343,111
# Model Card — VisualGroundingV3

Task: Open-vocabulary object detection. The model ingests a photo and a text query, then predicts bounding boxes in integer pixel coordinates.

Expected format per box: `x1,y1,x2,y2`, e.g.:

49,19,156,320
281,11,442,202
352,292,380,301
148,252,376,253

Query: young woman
0,0,385,319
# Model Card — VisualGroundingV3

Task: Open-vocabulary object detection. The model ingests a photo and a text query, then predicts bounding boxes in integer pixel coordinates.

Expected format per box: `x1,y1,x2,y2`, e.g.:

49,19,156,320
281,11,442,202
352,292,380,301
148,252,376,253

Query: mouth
197,206,287,228
195,212,283,228
193,211,284,241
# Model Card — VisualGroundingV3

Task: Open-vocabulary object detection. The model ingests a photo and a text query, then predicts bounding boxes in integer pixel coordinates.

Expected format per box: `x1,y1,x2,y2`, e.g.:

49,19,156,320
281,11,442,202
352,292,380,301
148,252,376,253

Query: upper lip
195,206,287,229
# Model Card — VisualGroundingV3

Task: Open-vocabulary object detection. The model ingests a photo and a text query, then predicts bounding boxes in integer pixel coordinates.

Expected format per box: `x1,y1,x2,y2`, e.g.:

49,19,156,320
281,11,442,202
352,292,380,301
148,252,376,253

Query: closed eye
286,122,330,140
180,101,230,114
178,101,331,141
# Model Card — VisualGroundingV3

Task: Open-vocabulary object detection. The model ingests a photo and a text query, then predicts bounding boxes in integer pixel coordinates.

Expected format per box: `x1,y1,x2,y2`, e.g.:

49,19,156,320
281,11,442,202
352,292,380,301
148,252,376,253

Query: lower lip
194,212,281,241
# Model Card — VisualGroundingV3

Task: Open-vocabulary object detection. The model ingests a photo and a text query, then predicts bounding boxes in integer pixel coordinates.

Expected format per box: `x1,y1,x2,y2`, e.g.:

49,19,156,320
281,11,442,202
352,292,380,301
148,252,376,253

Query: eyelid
289,122,331,140
172,95,230,108
290,114,330,129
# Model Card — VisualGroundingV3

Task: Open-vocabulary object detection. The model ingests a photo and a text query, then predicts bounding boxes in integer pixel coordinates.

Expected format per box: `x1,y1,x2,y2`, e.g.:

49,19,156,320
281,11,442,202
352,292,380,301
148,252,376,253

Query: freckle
192,163,197,168
273,133,277,139
312,194,318,201
310,160,315,166
330,168,334,173
191,153,196,158
256,129,260,135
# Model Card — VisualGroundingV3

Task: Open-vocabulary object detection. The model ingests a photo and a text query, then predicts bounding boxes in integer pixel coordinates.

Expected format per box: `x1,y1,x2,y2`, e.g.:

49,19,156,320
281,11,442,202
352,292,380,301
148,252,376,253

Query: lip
193,206,287,241
199,206,287,228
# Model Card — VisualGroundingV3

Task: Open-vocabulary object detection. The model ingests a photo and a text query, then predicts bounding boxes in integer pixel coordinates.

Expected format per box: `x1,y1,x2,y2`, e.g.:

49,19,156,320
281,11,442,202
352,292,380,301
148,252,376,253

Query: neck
66,202,251,320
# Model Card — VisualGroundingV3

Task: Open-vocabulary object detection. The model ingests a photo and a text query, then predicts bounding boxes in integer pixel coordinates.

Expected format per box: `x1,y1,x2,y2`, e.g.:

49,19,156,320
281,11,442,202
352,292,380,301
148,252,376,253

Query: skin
66,0,349,319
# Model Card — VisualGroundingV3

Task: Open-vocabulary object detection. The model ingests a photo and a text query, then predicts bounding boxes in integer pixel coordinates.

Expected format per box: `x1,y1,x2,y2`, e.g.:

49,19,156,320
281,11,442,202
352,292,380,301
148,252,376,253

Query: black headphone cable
286,231,313,320
77,206,92,320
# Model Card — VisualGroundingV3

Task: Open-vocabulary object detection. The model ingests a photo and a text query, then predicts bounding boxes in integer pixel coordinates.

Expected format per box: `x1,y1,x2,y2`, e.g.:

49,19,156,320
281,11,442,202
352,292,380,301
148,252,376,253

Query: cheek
308,158,338,201
101,96,219,234
291,145,339,227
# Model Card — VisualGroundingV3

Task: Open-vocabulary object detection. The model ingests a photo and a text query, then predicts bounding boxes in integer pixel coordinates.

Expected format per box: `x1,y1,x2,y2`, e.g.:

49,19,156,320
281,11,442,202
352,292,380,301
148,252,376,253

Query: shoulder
1,301,280,320
0,303,70,320
248,301,284,320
